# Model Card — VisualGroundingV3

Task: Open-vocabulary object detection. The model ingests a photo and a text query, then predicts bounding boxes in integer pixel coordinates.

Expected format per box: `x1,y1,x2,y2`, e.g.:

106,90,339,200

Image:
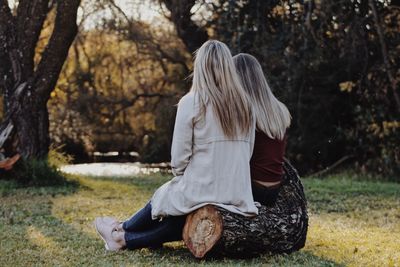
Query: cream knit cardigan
151,92,258,220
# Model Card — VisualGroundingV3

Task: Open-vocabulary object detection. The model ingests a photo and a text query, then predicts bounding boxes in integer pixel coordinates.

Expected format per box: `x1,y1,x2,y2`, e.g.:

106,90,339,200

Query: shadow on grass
1,201,341,265
0,173,80,198
0,179,86,265
147,245,343,266
1,174,344,266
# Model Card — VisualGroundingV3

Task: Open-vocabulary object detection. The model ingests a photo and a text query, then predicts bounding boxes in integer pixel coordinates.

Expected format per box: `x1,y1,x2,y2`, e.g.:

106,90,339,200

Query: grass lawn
0,172,399,266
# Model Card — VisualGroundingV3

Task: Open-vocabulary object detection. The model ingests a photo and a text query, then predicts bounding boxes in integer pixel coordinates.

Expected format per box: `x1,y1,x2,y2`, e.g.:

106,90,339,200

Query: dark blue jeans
122,202,186,250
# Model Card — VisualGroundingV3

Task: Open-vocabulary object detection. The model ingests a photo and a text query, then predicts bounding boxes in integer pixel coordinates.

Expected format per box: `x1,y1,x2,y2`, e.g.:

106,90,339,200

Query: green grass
0,172,399,267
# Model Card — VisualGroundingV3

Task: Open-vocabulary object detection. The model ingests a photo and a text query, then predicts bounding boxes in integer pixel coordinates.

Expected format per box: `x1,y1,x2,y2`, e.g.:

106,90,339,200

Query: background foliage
204,0,400,177
1,0,399,178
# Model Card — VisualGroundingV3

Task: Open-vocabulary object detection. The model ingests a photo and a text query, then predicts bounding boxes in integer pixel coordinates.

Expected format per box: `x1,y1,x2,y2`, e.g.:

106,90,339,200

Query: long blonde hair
233,53,291,140
191,40,253,138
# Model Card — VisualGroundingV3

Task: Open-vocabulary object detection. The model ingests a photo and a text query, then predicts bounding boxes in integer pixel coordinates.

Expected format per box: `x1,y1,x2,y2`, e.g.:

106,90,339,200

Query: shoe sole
94,218,112,251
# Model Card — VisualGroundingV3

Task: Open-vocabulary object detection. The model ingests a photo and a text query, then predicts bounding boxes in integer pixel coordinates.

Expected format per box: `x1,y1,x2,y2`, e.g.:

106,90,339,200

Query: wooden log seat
183,160,308,258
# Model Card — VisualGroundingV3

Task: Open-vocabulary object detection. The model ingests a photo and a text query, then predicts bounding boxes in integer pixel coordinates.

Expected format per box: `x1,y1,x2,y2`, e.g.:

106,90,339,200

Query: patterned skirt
214,159,309,256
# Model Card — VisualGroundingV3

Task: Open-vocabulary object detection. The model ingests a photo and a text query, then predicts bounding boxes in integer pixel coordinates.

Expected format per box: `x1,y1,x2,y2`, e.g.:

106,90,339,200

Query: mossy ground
1,172,399,266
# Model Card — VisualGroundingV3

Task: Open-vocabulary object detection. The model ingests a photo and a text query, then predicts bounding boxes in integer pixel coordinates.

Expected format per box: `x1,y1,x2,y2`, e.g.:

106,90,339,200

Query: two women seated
95,40,304,253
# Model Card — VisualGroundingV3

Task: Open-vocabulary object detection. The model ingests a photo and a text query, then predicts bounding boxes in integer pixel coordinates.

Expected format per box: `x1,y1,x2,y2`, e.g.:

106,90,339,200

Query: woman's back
233,53,291,187
251,131,287,184
151,92,258,220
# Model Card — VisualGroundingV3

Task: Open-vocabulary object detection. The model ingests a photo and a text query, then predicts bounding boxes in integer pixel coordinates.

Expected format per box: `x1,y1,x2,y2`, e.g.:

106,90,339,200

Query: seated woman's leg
124,215,186,250
122,202,159,232
95,202,186,251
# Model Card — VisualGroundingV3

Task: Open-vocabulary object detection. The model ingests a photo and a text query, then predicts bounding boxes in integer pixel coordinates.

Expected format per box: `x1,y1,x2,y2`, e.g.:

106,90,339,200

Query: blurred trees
2,0,397,178
47,0,400,177
161,0,399,177
48,0,190,162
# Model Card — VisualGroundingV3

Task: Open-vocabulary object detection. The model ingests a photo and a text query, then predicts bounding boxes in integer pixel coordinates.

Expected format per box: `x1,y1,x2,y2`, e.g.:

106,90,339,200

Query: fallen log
183,160,308,258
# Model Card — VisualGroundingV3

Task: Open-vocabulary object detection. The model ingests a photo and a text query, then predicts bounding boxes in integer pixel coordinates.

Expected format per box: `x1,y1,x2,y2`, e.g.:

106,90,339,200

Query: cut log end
183,205,223,258
182,161,308,259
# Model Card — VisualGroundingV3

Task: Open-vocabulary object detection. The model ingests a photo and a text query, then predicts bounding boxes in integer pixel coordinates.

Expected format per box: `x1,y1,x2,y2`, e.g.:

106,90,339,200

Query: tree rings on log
182,205,223,258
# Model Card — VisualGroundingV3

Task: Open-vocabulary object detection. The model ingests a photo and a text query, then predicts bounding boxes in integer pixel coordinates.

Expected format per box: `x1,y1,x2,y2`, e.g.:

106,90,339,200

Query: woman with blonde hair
233,53,291,205
233,53,308,253
94,40,258,251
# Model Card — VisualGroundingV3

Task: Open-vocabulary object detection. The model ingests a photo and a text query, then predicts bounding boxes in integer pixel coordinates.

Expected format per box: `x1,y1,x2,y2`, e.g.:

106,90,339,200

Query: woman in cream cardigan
94,40,258,251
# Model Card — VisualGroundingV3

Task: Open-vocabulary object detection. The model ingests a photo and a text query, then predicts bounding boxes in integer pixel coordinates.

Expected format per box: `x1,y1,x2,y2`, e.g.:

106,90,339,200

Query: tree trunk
0,82,50,161
0,0,81,162
183,161,308,258
13,97,50,158
160,0,208,53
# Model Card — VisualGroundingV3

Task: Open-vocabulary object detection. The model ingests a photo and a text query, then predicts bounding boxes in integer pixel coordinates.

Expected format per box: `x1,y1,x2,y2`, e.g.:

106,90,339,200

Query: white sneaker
94,217,124,251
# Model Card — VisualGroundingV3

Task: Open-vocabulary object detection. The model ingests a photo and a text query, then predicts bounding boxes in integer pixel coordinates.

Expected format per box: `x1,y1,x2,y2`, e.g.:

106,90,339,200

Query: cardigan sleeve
170,93,195,176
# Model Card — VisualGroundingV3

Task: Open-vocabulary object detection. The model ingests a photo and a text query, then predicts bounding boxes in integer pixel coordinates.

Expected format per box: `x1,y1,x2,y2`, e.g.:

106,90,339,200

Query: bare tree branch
98,92,177,107
16,0,50,78
108,0,132,26
103,1,190,74
160,0,208,53
34,0,81,100
95,92,177,126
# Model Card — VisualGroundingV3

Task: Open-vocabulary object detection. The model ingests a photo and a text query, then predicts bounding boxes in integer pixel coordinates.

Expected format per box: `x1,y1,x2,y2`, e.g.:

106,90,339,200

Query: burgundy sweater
250,131,287,184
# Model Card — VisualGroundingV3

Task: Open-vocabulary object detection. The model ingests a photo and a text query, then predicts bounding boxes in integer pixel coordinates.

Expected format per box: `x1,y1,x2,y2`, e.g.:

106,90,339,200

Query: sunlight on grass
27,226,67,264
51,176,153,237
27,226,58,250
305,214,400,266
1,173,399,266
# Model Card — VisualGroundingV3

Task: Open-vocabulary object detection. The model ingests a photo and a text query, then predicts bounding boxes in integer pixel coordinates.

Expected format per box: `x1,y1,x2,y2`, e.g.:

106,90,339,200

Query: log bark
183,161,308,258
